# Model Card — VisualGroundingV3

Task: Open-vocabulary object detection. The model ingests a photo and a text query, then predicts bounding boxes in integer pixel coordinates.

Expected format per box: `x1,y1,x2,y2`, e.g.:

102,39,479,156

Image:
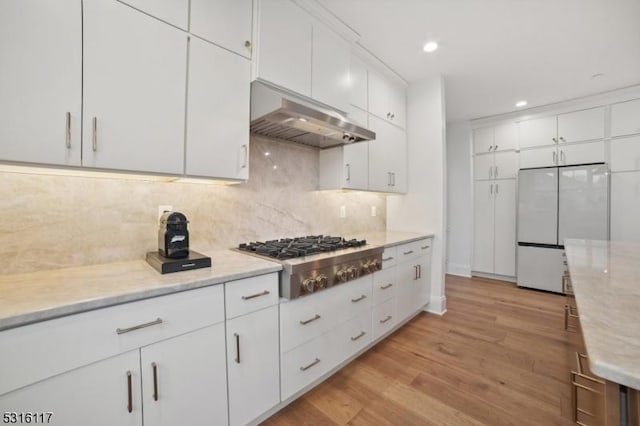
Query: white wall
445,122,472,276
387,75,447,315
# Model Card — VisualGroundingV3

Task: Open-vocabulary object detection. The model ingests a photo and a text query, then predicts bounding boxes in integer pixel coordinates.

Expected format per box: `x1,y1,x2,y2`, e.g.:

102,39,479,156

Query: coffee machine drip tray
146,250,211,274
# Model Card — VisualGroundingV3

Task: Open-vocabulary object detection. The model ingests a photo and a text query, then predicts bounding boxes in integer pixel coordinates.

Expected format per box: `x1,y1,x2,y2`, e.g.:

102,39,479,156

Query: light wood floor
263,275,579,426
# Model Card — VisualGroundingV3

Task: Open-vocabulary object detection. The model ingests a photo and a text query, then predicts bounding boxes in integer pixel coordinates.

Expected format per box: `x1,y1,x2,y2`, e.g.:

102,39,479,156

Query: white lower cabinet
372,298,397,339
226,305,280,426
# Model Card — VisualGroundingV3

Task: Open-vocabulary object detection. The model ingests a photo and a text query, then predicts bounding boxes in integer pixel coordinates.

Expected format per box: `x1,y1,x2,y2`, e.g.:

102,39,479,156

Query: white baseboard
424,295,447,315
471,271,517,283
446,263,471,277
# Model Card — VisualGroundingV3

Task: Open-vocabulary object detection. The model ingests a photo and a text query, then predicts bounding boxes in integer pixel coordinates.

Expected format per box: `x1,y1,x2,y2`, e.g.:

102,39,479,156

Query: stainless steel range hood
250,81,375,149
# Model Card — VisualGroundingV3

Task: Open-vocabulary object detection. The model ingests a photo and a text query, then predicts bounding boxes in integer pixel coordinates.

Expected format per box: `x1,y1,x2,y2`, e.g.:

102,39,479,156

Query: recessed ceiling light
423,41,438,53
515,100,528,108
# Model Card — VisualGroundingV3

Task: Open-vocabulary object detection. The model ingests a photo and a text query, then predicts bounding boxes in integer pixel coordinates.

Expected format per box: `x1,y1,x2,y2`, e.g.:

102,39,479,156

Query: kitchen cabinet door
611,171,640,243
83,0,187,174
348,105,368,128
0,350,141,426
493,123,518,151
473,127,494,154
369,71,406,128
473,181,495,273
610,136,640,172
519,146,558,169
368,115,394,192
388,124,407,193
0,0,81,167
372,298,397,340
494,151,518,179
518,116,557,148
190,0,253,58
312,23,350,112
186,37,250,180
493,180,516,277
349,55,368,110
474,154,494,180
414,253,432,312
611,99,640,137
344,142,369,190
120,0,188,30
557,141,605,166
557,107,605,143
226,305,280,426
256,0,312,96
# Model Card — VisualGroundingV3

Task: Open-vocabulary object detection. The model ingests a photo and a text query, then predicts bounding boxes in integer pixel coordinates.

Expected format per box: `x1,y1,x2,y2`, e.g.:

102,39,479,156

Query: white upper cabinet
519,146,558,169
119,0,189,30
557,107,604,143
369,71,406,128
349,55,368,110
518,116,557,148
311,23,350,112
473,154,494,180
83,0,187,174
611,99,640,137
0,1,82,167
473,127,494,154
494,151,518,179
493,123,517,151
190,0,253,58
611,136,640,172
186,37,250,180
344,142,369,190
368,115,407,193
557,141,605,166
255,0,312,96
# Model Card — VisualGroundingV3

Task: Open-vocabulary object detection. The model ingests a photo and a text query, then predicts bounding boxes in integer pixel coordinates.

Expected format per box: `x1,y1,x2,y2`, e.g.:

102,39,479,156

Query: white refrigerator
517,164,609,292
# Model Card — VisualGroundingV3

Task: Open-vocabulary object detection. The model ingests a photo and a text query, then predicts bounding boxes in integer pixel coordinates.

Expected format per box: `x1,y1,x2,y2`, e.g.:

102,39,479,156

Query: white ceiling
317,0,640,122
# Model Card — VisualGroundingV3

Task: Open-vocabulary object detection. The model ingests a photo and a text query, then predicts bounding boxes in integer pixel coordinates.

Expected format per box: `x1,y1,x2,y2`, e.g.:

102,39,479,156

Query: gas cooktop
238,235,367,260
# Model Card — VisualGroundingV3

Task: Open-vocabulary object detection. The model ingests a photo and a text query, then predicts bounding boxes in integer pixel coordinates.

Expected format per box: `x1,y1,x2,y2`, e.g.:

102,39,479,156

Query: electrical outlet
371,206,377,217
158,205,173,220
339,205,346,218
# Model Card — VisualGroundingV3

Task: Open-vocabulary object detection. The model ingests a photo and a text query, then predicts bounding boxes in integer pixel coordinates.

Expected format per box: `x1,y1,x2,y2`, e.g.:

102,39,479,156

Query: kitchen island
564,239,640,425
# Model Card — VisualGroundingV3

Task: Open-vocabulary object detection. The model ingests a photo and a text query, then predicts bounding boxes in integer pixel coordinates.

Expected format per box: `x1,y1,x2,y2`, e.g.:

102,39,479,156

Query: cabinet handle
381,283,393,290
65,112,71,149
494,144,498,151
382,256,394,261
351,331,366,341
496,183,499,194
552,137,558,143
300,357,321,371
300,314,321,325
403,250,414,255
391,113,395,120
421,245,430,250
116,317,163,335
391,172,396,186
488,145,493,152
151,362,159,401
489,166,493,179
495,166,498,178
241,290,270,300
386,112,391,119
414,265,418,280
241,144,248,168
417,264,422,279
345,163,351,181
351,294,367,303
380,315,392,324
126,371,133,413
559,136,565,142
234,333,240,363
92,117,98,152
244,40,251,49
560,150,565,162
553,151,557,164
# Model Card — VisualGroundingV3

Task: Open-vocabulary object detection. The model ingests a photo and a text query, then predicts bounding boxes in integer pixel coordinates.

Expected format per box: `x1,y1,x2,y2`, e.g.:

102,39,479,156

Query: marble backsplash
1,136,386,275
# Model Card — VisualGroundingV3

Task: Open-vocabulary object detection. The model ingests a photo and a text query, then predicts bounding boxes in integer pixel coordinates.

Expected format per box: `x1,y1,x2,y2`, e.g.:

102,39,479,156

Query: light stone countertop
350,231,434,247
564,239,640,390
0,249,282,332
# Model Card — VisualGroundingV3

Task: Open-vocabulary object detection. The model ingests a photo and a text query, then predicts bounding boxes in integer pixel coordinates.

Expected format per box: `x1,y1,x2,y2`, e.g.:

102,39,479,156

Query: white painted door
473,181,495,273
611,171,640,243
557,141,605,166
368,71,406,128
83,0,187,174
120,0,188,30
493,123,518,151
610,136,640,172
226,305,280,426
395,260,419,321
494,151,518,179
190,0,253,58
493,180,516,276
557,107,605,143
141,323,228,426
474,154,494,180
517,168,558,245
518,116,557,148
0,350,141,426
349,55,368,110
368,115,396,192
388,124,407,193
414,254,432,311
256,0,312,96
0,1,81,166
517,246,564,292
343,142,369,190
312,23,350,112
519,146,558,169
611,99,640,137
473,127,494,154
558,165,609,244
186,37,250,179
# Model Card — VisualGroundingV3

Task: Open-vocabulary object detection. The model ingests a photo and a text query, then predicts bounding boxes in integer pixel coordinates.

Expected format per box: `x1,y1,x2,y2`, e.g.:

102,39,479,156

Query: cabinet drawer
334,310,372,364
0,285,224,396
373,267,397,305
225,272,279,319
397,239,432,263
373,298,397,340
281,331,334,400
381,246,397,268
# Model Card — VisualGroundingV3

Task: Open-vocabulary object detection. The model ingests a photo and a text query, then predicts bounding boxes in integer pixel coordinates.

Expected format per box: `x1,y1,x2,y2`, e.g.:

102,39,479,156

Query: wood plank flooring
263,275,578,425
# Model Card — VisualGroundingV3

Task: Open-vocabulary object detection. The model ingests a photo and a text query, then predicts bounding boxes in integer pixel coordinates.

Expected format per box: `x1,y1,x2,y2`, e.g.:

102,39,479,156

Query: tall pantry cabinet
472,124,518,277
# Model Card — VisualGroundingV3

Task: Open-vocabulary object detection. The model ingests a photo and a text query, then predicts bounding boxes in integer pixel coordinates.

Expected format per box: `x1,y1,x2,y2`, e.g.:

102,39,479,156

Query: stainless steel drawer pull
92,117,98,152
351,331,366,341
380,315,392,324
241,290,270,300
382,256,394,261
381,283,393,290
151,362,159,401
234,333,240,363
421,245,430,250
116,317,163,335
126,371,133,413
299,314,321,325
351,294,367,303
65,112,71,148
345,163,351,181
403,250,414,255
300,358,320,371
417,264,422,279
241,144,248,168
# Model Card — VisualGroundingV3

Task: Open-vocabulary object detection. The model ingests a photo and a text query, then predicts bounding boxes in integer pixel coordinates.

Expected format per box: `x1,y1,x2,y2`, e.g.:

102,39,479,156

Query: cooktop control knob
370,259,380,271
336,269,348,282
315,274,328,289
347,266,359,279
302,277,316,293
